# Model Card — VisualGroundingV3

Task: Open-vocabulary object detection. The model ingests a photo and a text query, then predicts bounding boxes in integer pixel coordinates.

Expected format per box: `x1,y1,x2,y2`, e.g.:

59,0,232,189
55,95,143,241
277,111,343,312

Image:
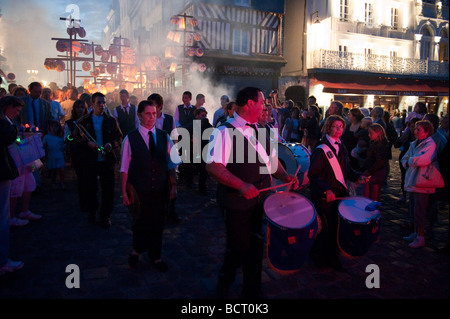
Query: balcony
311,49,449,79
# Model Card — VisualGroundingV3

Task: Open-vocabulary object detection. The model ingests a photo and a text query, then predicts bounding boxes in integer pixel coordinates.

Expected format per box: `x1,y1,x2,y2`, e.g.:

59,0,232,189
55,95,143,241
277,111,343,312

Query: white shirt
326,134,340,156
206,113,278,175
120,125,181,174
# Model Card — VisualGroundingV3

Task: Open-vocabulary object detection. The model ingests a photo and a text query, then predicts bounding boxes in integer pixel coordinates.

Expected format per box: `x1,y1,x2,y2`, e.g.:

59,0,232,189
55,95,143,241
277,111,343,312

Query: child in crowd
43,120,66,189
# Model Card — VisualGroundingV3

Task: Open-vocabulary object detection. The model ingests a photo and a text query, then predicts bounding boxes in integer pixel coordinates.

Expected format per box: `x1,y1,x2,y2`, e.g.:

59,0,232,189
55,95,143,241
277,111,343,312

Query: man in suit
206,86,298,298
77,92,122,228
308,115,367,270
19,82,53,135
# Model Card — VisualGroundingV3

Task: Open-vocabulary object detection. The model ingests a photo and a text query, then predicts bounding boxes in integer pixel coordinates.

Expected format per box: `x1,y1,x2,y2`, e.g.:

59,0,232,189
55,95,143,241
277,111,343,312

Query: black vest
217,122,272,210
178,105,195,127
161,113,174,136
116,105,136,137
127,129,168,194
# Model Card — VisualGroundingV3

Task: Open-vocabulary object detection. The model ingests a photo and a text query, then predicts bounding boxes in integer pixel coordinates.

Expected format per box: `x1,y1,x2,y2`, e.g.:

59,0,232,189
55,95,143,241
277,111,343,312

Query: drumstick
259,164,302,193
259,182,293,193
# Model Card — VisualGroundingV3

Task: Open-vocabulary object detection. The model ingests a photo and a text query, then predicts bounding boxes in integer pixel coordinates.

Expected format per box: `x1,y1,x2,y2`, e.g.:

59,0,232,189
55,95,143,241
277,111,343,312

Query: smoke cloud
0,0,110,86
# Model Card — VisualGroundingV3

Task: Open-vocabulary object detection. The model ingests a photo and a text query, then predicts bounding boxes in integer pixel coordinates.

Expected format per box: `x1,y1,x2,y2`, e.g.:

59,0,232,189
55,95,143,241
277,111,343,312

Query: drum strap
228,120,274,176
316,144,347,189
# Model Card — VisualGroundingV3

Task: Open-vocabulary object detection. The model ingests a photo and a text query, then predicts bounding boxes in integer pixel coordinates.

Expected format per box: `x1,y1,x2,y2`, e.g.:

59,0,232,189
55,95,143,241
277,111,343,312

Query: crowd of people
0,81,448,299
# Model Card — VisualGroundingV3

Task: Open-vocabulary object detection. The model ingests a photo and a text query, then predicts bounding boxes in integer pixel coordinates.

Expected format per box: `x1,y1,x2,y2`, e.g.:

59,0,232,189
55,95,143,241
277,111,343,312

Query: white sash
229,120,273,176
317,143,347,189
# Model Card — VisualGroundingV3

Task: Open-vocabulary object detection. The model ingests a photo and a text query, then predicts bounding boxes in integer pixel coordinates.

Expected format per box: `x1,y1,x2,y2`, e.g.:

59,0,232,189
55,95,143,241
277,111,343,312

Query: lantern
72,41,82,52
82,61,91,72
78,27,86,38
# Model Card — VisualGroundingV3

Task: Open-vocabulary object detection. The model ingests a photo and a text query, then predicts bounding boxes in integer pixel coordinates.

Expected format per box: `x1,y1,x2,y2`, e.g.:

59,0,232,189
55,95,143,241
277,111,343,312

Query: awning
311,77,449,97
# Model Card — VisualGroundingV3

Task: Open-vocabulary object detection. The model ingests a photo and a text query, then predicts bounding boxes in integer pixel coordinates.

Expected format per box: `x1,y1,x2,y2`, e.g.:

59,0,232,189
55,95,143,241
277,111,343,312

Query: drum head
264,192,316,229
338,196,380,223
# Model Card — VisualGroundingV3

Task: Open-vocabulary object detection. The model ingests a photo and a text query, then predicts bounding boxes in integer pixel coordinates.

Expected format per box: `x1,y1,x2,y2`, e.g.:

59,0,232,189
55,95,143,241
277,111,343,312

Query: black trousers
84,161,115,221
132,190,166,261
309,198,341,266
219,204,265,296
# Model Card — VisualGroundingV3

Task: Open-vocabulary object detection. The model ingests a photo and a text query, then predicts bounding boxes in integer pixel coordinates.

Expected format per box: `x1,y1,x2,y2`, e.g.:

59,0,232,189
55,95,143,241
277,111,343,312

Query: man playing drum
206,86,298,299
308,115,367,270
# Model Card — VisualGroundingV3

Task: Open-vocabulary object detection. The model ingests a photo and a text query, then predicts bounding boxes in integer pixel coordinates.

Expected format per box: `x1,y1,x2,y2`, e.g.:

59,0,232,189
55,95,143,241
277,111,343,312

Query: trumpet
74,121,106,156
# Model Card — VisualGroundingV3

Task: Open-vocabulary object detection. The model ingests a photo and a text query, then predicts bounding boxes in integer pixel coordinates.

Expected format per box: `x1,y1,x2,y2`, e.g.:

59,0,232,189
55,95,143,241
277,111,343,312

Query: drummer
205,86,299,299
308,115,367,270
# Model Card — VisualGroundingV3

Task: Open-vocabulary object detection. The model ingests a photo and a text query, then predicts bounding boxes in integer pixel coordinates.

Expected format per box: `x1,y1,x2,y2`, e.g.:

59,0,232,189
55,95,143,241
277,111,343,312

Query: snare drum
275,143,310,189
264,192,318,273
337,196,380,258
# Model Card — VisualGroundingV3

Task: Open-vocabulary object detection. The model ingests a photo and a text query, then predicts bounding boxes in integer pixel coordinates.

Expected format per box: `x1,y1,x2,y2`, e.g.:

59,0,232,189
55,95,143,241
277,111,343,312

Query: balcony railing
311,50,449,78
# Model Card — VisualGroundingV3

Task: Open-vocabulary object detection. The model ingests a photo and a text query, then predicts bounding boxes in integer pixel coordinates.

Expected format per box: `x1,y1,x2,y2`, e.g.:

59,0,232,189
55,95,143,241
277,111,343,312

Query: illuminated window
339,45,348,57
340,0,349,21
391,8,399,30
365,3,373,26
233,29,250,55
421,27,433,59
439,29,449,62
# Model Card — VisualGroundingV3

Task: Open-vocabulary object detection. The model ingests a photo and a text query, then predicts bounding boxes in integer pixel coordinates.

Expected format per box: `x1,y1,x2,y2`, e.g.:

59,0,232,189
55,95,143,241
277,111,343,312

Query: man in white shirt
120,100,181,271
173,91,195,128
206,86,298,298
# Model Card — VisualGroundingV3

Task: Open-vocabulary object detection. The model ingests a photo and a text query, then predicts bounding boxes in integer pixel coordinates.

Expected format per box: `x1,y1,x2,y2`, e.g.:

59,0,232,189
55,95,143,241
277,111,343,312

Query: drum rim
264,191,317,229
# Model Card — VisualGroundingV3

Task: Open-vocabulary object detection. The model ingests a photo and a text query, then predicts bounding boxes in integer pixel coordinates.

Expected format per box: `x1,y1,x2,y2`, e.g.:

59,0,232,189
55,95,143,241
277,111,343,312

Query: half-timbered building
184,0,286,97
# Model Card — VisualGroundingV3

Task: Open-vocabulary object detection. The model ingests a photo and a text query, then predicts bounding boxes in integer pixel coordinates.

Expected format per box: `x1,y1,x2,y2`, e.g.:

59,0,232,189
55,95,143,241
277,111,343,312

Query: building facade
101,0,286,100
296,0,448,114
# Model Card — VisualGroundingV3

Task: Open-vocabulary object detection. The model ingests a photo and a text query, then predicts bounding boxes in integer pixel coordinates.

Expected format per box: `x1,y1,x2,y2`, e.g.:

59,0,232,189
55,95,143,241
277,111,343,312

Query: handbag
415,161,445,189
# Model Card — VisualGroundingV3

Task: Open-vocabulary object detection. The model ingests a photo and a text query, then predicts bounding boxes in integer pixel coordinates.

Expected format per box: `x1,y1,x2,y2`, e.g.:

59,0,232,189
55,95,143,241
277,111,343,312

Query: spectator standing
0,96,25,275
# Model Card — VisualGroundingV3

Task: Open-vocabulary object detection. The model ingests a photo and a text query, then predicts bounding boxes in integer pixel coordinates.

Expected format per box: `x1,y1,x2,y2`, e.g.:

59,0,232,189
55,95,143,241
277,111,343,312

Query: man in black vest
206,87,299,298
113,89,139,137
120,100,180,272
174,91,195,128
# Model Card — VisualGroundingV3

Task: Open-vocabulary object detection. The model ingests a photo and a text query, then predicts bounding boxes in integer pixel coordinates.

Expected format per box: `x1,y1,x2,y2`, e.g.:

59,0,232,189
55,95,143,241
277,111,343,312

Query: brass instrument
74,121,106,156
